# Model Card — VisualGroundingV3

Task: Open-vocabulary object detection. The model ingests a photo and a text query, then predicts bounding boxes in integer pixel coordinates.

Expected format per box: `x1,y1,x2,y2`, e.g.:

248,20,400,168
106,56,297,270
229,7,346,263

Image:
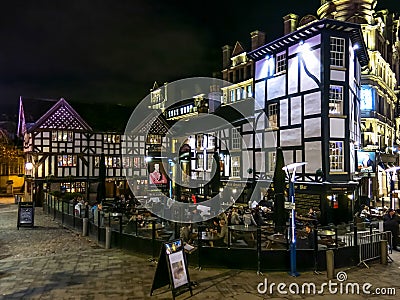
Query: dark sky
0,0,399,115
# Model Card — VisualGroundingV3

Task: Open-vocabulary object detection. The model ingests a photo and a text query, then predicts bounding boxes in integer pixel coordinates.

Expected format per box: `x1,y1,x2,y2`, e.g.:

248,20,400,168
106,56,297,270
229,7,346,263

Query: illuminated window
57,155,77,167
236,88,241,101
268,152,276,172
197,154,204,169
329,141,344,172
52,131,73,142
276,52,286,73
61,182,86,193
246,84,253,98
104,134,121,143
230,90,235,103
231,128,241,149
231,156,240,177
329,85,343,115
268,103,278,128
330,37,345,67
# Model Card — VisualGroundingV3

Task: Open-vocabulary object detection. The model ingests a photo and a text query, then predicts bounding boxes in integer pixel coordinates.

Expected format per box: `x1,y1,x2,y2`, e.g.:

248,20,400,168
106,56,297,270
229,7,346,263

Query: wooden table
266,234,287,249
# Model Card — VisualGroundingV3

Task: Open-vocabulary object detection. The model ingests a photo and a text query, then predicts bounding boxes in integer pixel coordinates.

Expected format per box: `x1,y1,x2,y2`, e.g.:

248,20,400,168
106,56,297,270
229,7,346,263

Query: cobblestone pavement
1,198,400,299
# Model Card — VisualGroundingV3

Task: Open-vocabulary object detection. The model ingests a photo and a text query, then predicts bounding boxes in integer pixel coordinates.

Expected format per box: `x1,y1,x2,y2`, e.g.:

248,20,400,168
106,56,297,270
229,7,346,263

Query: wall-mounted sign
356,150,376,173
360,85,374,110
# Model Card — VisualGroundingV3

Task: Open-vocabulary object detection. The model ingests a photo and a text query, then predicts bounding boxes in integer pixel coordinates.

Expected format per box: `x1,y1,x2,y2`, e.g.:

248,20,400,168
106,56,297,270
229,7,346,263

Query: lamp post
385,166,400,209
25,161,34,203
282,162,307,277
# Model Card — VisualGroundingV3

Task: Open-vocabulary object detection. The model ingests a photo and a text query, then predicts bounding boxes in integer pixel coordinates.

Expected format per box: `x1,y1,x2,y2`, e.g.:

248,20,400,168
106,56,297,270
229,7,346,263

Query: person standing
383,208,399,251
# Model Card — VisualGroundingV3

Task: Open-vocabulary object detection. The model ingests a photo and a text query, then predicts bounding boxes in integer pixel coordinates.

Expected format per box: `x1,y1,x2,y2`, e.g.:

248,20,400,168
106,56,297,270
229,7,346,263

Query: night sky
0,0,399,116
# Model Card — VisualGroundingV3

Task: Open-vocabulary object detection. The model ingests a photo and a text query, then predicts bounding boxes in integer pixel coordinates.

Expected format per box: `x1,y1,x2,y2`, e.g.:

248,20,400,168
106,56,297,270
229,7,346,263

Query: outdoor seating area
43,193,395,272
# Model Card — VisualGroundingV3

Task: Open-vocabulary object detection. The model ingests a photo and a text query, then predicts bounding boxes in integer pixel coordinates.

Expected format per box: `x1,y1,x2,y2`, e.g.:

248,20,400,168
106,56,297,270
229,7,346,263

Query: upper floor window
246,84,253,98
276,52,286,73
231,128,241,149
329,141,344,172
104,134,121,143
230,90,235,103
52,131,73,142
58,155,77,167
329,85,344,115
268,103,278,128
330,37,345,67
231,156,240,177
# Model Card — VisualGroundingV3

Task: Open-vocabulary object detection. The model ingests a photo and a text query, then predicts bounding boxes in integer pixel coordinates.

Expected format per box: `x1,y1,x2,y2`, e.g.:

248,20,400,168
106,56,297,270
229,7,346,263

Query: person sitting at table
307,207,317,219
360,205,370,221
230,207,242,225
213,219,228,247
180,224,193,244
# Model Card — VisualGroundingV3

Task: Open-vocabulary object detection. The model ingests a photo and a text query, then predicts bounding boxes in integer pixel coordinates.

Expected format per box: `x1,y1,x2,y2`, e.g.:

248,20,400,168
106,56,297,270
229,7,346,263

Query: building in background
17,97,133,204
316,0,400,206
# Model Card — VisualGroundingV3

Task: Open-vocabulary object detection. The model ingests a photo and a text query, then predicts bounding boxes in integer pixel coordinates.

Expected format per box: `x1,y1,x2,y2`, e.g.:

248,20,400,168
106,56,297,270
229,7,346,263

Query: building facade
316,0,400,207
18,97,133,203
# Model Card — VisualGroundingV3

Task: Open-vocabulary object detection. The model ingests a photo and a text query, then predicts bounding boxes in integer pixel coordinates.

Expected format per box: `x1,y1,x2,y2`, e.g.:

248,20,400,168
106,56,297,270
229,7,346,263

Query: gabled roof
134,111,171,135
18,97,135,134
28,98,92,132
248,18,369,67
231,41,246,57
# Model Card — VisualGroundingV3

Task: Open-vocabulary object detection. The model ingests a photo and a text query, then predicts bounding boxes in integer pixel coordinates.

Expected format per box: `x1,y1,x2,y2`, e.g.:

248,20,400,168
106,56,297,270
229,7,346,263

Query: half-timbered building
248,18,369,224
18,97,133,204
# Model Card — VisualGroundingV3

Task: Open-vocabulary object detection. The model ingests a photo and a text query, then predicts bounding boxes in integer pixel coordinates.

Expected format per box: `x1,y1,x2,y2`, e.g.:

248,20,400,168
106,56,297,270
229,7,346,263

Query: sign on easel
150,239,192,299
17,202,35,230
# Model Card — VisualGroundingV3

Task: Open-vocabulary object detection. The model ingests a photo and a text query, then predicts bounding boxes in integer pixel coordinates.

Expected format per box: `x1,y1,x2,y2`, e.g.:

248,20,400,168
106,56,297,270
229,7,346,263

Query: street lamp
25,161,34,203
282,161,307,277
385,166,400,209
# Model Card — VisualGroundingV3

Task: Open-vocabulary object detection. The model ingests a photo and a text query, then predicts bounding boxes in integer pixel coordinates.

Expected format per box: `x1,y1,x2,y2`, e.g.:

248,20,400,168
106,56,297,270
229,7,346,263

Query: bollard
105,226,111,249
82,218,88,236
380,240,388,265
326,250,335,279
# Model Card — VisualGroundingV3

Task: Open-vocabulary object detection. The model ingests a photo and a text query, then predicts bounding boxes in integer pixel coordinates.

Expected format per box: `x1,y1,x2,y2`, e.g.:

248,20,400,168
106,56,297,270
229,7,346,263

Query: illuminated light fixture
347,194,354,200
265,54,270,60
145,157,152,162
298,41,310,53
327,195,332,200
352,44,359,51
232,188,237,194
25,162,34,171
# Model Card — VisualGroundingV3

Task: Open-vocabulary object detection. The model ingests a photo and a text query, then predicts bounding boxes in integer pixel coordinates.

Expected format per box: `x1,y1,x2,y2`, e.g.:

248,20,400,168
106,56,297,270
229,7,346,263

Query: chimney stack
283,14,299,35
250,30,266,50
222,45,232,69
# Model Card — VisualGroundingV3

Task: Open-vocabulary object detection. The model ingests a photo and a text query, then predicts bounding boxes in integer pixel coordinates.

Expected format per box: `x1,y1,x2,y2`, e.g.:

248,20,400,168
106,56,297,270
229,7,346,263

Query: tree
273,147,287,233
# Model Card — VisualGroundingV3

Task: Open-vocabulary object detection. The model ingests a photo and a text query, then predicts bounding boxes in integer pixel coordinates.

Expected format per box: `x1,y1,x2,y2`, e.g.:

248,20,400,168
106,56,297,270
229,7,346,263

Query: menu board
17,202,34,229
150,239,192,299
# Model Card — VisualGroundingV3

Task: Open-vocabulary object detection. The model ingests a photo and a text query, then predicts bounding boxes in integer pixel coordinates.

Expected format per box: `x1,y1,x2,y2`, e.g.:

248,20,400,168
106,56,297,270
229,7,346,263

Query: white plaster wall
242,150,253,178
255,58,269,80
288,57,298,94
296,150,302,162
280,99,289,126
300,49,321,91
330,70,345,81
255,112,265,130
264,131,277,148
289,35,321,56
283,150,293,166
330,118,345,138
305,141,322,173
280,128,301,146
255,81,266,110
291,96,302,125
304,92,321,115
304,118,321,138
267,75,286,100
255,152,265,173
